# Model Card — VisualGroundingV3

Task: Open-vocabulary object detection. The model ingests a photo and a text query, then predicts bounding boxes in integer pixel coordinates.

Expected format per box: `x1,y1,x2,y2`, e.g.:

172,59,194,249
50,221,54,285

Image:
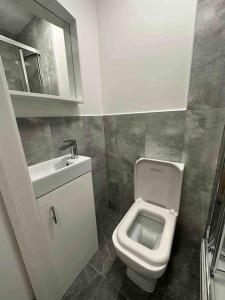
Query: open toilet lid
134,158,184,213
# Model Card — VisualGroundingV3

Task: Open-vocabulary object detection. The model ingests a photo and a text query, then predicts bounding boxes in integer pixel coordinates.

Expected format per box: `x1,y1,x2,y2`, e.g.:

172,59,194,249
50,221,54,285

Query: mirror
0,0,76,98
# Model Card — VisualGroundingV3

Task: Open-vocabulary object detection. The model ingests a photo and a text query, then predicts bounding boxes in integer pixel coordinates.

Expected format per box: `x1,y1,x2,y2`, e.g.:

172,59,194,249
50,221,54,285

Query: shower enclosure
0,34,43,93
201,125,225,300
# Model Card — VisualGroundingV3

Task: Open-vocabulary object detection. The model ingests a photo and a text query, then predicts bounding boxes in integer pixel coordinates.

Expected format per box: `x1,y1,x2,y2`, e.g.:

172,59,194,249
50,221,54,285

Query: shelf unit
9,90,83,103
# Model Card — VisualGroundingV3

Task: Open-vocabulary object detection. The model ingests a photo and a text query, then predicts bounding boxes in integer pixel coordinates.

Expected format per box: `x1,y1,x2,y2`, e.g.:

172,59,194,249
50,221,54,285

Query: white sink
29,155,92,198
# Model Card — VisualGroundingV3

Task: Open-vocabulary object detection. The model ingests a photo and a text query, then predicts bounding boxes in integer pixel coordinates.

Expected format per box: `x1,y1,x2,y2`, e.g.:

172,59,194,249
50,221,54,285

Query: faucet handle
58,144,69,151
58,139,77,151
59,139,79,159
64,139,77,146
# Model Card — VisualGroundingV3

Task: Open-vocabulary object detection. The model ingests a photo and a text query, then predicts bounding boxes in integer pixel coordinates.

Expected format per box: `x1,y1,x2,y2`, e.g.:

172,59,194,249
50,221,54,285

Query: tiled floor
62,208,200,300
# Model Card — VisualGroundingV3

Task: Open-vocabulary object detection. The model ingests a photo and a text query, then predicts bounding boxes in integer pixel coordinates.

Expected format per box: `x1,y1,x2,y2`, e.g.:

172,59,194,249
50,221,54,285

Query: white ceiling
0,0,34,35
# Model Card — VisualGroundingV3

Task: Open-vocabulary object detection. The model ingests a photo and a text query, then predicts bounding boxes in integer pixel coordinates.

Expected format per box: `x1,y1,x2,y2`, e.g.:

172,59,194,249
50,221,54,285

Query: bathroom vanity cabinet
37,172,98,296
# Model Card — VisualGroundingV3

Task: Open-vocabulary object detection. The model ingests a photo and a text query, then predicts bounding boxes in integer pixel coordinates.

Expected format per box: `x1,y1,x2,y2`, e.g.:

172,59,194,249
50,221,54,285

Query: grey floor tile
107,258,151,300
62,264,125,300
89,240,117,277
96,209,123,244
62,208,199,300
62,265,98,300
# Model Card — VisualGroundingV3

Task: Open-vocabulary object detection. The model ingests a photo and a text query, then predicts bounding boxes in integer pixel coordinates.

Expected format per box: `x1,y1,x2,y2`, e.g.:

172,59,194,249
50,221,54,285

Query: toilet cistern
59,139,79,159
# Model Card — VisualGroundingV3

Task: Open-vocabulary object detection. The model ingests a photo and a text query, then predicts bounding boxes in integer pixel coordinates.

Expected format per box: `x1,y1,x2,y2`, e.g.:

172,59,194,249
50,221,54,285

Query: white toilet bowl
112,158,184,292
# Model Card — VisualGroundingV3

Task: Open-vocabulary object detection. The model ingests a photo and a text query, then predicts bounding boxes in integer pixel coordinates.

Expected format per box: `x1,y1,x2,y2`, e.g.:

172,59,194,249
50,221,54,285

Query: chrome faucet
59,139,79,159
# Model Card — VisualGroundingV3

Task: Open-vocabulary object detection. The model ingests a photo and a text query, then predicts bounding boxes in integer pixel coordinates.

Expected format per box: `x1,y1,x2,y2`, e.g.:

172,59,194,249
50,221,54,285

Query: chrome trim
205,125,225,239
201,240,209,300
210,187,225,277
210,212,225,276
202,125,225,300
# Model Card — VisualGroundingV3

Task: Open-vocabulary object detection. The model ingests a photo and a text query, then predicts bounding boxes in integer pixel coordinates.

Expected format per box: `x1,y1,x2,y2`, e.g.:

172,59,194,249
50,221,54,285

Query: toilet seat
117,199,177,267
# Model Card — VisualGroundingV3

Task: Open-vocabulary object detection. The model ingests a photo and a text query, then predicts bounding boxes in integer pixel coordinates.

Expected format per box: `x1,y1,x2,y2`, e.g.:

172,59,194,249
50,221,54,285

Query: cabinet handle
50,206,58,224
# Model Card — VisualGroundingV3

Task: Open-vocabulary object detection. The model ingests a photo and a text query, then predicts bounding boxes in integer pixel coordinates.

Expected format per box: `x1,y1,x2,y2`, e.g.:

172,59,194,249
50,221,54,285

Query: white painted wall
58,0,103,115
13,0,197,116
96,0,197,114
0,191,34,300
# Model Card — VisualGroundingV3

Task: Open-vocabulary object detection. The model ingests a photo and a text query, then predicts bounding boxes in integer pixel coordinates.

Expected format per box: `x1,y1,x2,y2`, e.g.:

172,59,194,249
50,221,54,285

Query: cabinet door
38,172,98,296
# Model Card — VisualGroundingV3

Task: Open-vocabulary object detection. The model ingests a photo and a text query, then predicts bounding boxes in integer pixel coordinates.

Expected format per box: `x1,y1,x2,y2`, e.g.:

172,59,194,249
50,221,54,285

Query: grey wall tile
116,114,146,173
92,168,108,214
183,0,225,243
107,179,120,212
178,186,212,243
118,170,134,214
188,0,225,110
104,115,119,210
184,108,224,191
103,115,118,159
17,118,55,165
83,116,107,174
48,117,85,158
82,116,108,212
104,111,186,214
104,114,146,213
181,108,225,241
145,110,186,162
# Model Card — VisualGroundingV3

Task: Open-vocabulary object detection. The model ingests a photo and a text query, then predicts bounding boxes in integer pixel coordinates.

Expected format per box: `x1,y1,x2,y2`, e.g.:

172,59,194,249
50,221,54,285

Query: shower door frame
201,125,225,300
0,34,41,55
0,34,44,93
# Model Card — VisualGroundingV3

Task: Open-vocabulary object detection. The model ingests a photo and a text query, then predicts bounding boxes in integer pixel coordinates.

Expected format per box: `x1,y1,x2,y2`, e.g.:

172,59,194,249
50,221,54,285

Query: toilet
112,158,184,292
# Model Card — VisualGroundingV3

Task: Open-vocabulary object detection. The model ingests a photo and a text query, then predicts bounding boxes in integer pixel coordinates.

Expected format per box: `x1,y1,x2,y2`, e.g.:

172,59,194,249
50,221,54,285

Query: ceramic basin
29,155,92,198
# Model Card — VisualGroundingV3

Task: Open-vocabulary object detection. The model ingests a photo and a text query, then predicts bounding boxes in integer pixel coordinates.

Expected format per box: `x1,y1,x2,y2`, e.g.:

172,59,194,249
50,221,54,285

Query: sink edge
31,157,92,198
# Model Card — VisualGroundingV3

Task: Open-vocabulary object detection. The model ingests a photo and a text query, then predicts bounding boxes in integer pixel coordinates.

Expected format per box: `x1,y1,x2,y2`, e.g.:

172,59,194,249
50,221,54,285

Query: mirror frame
12,0,84,102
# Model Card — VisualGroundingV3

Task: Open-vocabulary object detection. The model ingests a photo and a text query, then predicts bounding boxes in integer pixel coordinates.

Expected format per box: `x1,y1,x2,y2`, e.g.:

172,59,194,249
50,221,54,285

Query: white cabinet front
38,172,98,297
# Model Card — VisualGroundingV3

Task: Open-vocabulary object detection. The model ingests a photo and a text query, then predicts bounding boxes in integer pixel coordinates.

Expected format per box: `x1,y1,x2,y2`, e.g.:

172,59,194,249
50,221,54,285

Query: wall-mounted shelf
9,90,83,103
